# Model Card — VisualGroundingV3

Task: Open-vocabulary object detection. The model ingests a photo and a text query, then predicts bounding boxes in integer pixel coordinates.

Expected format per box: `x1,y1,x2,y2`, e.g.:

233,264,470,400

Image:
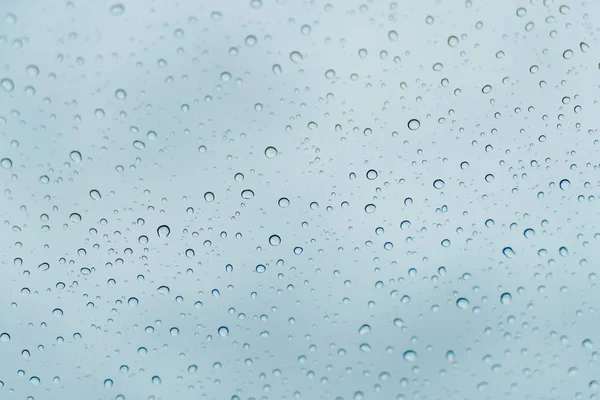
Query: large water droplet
157,225,171,238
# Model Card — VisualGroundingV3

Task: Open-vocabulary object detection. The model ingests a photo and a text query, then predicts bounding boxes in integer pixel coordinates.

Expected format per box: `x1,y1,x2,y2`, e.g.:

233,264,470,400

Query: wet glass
1,0,599,399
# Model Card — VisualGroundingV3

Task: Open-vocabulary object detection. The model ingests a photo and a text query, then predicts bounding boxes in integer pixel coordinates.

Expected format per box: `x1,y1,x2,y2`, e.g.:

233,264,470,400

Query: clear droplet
265,146,278,159
89,190,102,200
269,235,281,246
456,298,469,309
407,119,420,130
157,225,171,238
218,326,229,337
109,3,125,16
69,151,82,163
1,78,14,92
1,158,13,169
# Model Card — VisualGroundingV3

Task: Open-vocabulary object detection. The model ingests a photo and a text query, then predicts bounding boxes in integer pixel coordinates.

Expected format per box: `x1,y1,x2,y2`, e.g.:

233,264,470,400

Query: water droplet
115,89,127,100
255,264,266,273
1,158,13,169
204,191,215,202
563,49,573,59
559,179,570,190
403,350,417,362
1,78,14,92
447,36,459,47
407,119,420,130
69,151,82,163
218,326,229,337
433,179,445,189
502,247,516,259
245,35,257,47
241,189,255,199
265,146,278,159
358,324,371,335
278,197,290,208
500,292,512,304
366,169,378,180
157,225,170,238
109,3,125,16
523,228,535,238
133,140,145,150
220,71,231,82
89,189,102,200
364,204,376,213
269,235,281,246
157,286,170,295
289,51,303,63
456,298,469,309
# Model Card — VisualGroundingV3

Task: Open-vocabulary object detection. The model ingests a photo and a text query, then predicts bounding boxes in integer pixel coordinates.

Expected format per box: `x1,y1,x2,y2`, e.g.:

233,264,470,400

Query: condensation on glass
1,0,599,399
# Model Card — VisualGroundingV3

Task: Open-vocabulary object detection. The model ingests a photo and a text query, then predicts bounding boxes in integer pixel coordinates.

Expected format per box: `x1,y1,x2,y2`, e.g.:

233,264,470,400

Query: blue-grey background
1,0,600,399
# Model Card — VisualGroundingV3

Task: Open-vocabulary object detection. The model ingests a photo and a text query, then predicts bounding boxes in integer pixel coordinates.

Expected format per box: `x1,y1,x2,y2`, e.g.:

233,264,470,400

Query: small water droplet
255,264,266,273
109,3,125,16
115,88,127,100
204,191,215,202
559,179,571,190
269,235,281,246
403,350,417,362
407,119,420,130
241,189,255,199
433,179,445,189
366,169,378,180
1,158,13,169
278,197,290,207
218,326,229,337
358,324,371,335
69,151,82,163
289,51,303,63
265,146,278,159
1,78,14,92
89,189,102,200
502,246,516,258
456,298,469,309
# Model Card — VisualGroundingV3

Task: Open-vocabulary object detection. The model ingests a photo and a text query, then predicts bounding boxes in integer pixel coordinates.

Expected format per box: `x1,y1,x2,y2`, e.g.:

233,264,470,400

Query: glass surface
1,0,599,399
